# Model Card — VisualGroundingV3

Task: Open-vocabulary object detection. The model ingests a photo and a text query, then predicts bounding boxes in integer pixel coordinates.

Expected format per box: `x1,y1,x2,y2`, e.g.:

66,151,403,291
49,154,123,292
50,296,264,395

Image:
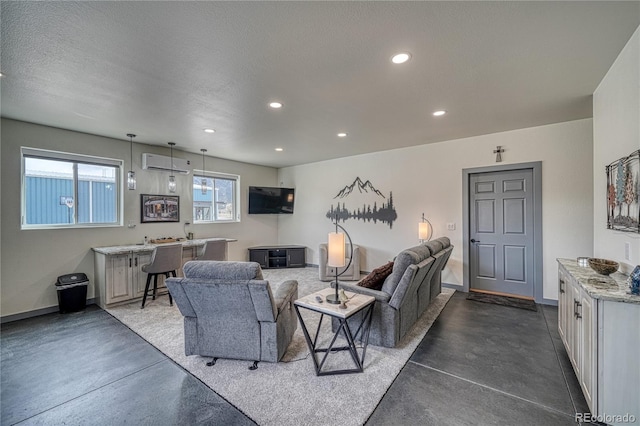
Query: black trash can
56,273,89,313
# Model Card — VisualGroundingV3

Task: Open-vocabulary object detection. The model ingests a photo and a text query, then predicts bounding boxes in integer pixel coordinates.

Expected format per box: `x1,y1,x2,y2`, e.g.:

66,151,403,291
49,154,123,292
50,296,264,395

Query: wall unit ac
142,153,190,174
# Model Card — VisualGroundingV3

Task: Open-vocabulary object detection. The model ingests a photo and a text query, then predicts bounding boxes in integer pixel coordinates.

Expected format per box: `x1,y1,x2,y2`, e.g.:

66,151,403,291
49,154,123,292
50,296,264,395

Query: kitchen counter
92,238,235,255
557,258,638,304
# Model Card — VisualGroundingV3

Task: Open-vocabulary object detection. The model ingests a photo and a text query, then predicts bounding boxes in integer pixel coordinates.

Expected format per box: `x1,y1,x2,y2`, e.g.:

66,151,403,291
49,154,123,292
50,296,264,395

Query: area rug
106,267,454,426
466,291,537,311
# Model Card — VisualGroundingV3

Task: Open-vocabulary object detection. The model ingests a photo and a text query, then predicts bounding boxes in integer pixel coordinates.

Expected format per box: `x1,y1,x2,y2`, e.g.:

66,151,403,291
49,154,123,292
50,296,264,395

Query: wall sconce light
419,213,433,243
127,133,136,190
200,149,208,195
168,142,176,193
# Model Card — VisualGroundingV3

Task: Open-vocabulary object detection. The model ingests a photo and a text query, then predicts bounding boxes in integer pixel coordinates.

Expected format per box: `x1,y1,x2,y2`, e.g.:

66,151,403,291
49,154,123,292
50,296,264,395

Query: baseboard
442,282,462,290
0,298,97,324
542,298,558,306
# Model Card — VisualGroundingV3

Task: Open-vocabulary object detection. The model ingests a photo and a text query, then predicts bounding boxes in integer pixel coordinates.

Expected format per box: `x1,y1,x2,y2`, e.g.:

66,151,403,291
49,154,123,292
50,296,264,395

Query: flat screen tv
248,186,295,214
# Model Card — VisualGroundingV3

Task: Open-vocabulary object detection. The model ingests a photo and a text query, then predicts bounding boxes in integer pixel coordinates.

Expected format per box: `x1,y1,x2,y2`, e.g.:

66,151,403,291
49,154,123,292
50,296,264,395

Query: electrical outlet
625,242,631,261
447,223,456,231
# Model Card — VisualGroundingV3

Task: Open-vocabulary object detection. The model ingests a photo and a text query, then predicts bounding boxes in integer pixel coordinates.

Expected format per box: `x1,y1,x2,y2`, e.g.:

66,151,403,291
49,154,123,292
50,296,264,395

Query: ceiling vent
142,153,190,175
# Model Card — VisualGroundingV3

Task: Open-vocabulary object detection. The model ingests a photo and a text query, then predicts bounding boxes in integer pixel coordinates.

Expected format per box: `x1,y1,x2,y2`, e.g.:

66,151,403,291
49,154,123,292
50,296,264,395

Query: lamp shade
419,221,432,241
327,231,346,267
127,171,136,190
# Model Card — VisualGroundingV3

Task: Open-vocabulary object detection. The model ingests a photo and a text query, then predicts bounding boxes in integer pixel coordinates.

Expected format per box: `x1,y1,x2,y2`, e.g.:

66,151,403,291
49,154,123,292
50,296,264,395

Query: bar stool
197,239,228,261
140,244,183,309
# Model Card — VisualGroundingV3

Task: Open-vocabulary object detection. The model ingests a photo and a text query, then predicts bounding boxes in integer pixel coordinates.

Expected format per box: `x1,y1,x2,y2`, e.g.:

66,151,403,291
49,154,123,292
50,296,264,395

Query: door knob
470,239,480,243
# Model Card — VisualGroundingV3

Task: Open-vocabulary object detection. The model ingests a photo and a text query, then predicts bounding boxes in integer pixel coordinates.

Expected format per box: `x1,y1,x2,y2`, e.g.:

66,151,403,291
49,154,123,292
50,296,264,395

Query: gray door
470,169,534,298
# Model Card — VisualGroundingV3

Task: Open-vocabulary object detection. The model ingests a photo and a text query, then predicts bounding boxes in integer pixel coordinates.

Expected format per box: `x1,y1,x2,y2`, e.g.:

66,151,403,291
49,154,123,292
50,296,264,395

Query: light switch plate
447,223,456,231
625,242,631,261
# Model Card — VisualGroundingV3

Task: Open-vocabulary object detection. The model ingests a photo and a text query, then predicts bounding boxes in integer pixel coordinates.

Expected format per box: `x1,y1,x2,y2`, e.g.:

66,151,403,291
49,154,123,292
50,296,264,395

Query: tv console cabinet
248,245,306,269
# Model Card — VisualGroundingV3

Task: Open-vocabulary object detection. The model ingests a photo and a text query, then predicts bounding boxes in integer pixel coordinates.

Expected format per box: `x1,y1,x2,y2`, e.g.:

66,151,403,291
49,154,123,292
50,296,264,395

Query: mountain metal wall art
326,177,397,228
606,149,639,233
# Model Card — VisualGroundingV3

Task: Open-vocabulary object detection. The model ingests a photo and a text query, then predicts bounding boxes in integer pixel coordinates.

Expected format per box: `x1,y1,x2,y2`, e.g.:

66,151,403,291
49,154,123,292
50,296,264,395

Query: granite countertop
93,238,234,255
558,258,639,304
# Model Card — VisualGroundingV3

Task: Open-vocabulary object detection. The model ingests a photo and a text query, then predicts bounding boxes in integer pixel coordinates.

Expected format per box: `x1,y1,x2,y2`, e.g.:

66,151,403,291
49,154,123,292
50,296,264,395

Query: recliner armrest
165,278,196,317
332,281,391,304
274,280,298,317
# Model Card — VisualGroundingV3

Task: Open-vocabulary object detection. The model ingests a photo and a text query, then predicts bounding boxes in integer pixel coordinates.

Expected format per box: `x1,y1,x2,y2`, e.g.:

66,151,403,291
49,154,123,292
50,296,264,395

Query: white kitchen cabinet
559,268,597,410
95,250,155,306
93,239,230,308
103,252,135,304
558,259,639,424
132,251,153,298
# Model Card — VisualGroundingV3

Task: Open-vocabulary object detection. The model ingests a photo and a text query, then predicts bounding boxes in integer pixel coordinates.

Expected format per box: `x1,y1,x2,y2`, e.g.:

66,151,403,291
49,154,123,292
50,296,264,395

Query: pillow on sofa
358,261,394,290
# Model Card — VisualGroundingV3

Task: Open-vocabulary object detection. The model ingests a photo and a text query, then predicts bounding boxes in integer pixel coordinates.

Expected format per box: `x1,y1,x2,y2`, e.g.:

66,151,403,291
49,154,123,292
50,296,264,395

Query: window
21,147,123,229
193,172,240,223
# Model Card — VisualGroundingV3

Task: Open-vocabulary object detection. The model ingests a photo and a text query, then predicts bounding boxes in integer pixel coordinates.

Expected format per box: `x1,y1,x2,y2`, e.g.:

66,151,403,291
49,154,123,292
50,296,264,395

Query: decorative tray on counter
150,237,185,244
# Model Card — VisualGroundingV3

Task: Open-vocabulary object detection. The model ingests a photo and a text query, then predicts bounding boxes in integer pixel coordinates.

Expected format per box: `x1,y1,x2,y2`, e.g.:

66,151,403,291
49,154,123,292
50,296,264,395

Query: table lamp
326,219,353,304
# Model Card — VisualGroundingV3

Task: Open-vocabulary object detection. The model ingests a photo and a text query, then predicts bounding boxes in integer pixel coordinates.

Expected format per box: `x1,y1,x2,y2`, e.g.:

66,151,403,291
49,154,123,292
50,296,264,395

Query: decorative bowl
588,258,619,275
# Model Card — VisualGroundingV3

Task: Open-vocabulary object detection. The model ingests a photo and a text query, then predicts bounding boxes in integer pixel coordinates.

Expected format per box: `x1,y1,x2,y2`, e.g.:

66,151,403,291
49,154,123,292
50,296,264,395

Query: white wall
593,25,640,273
0,118,279,318
278,119,594,301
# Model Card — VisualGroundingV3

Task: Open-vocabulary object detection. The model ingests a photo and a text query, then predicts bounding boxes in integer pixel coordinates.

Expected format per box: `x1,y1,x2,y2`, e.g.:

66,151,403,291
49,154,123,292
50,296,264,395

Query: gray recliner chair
319,243,361,281
165,261,298,370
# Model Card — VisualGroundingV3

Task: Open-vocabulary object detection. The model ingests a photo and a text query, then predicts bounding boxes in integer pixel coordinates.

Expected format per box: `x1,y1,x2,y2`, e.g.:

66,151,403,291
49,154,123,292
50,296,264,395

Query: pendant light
126,133,136,190
200,148,208,195
168,142,176,193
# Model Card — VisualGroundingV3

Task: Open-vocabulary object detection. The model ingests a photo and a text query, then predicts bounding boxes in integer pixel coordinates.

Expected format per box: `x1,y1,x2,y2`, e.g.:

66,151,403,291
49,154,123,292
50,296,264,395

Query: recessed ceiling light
337,132,348,138
391,52,411,64
275,147,284,152
203,128,216,133
269,102,283,109
433,110,447,117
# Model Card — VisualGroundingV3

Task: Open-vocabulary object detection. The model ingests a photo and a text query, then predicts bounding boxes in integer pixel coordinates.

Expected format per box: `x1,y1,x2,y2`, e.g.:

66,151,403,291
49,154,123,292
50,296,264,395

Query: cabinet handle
135,257,138,267
129,257,132,268
573,299,583,319
559,279,565,294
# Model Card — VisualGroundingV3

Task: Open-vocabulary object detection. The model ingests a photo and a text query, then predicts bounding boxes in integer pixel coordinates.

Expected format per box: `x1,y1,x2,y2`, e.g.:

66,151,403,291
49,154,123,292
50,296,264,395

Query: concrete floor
1,292,590,425
367,292,591,425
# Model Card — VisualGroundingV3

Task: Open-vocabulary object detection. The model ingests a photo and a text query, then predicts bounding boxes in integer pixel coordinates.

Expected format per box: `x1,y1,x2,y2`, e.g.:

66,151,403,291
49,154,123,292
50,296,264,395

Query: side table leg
359,303,375,366
295,305,323,374
342,320,363,370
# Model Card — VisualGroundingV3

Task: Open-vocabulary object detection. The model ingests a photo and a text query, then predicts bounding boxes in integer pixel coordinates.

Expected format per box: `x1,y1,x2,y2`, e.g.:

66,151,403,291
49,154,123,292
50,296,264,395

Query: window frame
21,147,124,230
192,170,241,223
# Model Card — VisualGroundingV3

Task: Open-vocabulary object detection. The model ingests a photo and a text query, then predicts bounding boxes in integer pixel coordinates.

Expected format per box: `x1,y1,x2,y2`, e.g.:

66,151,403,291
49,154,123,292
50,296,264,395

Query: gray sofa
165,261,298,367
334,237,453,347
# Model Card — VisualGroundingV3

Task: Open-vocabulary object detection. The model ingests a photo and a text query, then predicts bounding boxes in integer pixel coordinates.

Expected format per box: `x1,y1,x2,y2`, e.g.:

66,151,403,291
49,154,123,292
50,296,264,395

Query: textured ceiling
1,1,639,168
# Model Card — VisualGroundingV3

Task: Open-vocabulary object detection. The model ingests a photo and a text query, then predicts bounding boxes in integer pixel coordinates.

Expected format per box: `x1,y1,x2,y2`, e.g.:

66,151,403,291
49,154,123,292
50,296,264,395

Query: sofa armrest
274,280,298,316
332,281,391,304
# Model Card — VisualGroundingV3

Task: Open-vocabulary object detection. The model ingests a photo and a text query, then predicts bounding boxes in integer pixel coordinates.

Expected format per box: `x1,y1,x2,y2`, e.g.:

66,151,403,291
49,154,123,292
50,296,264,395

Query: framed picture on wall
140,194,180,223
606,149,639,233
